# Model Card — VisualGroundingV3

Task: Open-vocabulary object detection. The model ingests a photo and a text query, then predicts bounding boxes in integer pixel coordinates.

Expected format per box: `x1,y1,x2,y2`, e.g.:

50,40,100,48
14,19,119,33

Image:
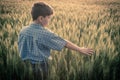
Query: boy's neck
33,20,43,27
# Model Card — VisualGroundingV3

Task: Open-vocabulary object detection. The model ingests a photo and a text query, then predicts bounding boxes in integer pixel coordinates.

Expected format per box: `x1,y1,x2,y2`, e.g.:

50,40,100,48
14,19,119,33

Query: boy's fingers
88,49,94,51
85,51,93,55
89,49,94,53
90,50,94,53
88,52,94,54
87,50,94,54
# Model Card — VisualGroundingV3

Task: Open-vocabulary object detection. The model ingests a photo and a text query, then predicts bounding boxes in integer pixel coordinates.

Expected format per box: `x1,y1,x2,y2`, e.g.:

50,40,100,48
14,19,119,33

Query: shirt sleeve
39,30,67,51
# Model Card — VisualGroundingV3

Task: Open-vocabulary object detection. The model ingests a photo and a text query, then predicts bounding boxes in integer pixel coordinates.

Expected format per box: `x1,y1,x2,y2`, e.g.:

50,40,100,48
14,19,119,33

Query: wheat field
0,0,120,80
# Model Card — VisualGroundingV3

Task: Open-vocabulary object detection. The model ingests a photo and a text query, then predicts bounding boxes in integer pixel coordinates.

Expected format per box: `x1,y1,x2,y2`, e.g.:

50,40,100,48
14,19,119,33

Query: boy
18,2,94,80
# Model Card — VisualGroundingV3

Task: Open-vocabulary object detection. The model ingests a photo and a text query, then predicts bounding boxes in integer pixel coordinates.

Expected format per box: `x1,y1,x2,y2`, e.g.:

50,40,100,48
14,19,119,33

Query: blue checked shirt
18,23,66,64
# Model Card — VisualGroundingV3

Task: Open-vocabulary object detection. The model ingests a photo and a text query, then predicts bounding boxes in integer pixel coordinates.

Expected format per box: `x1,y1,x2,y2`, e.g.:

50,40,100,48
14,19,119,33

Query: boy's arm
64,40,94,55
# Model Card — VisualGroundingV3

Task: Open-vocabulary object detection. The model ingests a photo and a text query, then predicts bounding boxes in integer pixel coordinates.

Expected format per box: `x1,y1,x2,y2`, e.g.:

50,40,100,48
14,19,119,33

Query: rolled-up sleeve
39,31,67,51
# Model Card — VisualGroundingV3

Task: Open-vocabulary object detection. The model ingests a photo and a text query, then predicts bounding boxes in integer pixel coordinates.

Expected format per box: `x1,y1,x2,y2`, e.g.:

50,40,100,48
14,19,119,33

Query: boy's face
38,15,52,27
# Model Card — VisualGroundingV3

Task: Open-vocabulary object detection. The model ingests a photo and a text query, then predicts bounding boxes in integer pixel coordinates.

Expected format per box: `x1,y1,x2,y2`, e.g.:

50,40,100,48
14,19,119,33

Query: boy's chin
43,25,48,27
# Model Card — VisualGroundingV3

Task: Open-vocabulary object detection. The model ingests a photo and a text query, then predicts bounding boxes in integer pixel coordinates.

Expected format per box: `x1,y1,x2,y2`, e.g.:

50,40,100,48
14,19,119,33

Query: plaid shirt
18,23,66,64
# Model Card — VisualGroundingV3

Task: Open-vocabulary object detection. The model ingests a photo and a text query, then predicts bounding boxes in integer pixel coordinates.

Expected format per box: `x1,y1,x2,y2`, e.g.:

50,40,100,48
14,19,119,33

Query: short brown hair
31,2,53,21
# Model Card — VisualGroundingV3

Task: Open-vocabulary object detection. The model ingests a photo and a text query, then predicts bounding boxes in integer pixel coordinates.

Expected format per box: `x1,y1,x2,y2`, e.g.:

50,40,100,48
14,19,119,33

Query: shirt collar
30,23,44,29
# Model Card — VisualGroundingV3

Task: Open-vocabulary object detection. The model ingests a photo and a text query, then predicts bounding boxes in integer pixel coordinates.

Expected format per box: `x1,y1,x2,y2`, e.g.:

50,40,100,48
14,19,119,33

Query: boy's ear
38,16,43,22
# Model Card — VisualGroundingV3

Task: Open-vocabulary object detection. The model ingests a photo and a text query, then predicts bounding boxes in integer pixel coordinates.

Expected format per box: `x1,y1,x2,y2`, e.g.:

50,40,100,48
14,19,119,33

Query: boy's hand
79,47,94,56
